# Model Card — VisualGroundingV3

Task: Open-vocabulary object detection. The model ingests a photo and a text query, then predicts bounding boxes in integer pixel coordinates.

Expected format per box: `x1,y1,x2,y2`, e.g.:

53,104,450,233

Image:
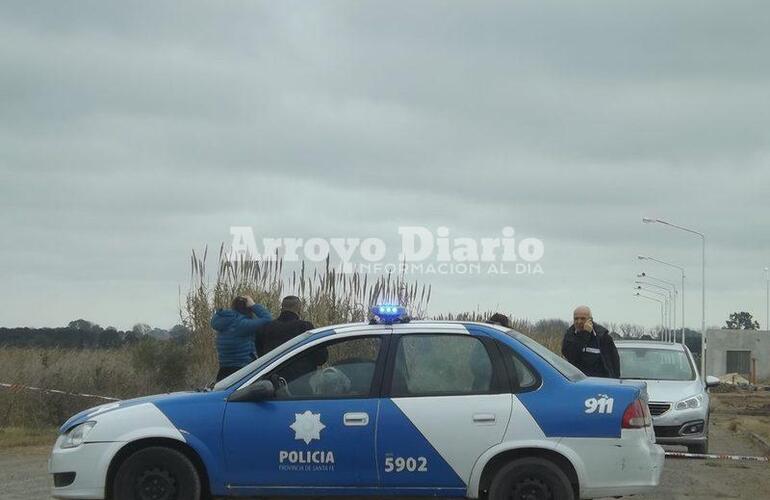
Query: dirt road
0,444,50,500
2,414,768,500
630,414,770,500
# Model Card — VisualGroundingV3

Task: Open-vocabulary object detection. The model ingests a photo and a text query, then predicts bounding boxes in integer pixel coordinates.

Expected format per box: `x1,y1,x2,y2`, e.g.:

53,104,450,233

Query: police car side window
391,335,494,397
270,336,382,400
500,345,539,391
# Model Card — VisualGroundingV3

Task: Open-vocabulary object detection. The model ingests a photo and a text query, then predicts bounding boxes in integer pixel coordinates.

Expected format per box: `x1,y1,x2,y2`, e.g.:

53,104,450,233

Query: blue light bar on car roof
370,304,407,324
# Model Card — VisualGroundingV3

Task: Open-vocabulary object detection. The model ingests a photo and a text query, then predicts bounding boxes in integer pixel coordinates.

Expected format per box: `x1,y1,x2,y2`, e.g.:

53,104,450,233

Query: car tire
112,446,201,500
488,457,575,500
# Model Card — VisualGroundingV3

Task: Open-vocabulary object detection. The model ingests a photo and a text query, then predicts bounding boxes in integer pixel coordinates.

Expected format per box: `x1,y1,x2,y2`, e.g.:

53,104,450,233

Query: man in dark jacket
486,312,510,328
256,296,315,356
257,296,323,395
561,305,620,378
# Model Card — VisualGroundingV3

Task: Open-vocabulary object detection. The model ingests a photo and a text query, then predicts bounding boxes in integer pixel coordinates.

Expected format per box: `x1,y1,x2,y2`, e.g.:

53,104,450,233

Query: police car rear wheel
112,446,201,500
488,457,575,500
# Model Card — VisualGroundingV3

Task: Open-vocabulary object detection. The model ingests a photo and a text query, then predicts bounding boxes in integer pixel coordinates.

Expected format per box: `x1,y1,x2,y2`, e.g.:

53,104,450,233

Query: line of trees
0,319,191,349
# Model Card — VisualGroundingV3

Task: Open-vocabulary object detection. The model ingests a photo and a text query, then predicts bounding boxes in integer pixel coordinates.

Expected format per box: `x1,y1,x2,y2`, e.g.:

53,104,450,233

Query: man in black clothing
256,296,315,356
561,305,620,378
256,296,325,395
486,312,510,328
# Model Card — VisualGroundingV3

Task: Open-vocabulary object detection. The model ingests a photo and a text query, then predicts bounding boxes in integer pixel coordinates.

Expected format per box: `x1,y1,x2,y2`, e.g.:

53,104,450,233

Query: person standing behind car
255,295,315,356
561,305,620,378
211,295,272,381
257,296,323,395
486,312,511,328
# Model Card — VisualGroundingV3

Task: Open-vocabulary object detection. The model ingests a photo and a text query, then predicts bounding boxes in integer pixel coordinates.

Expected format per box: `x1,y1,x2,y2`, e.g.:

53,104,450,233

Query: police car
50,305,664,500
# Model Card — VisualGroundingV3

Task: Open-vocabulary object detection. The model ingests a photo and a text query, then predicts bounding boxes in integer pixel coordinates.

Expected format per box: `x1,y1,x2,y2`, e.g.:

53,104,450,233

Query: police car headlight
61,421,96,449
674,394,703,410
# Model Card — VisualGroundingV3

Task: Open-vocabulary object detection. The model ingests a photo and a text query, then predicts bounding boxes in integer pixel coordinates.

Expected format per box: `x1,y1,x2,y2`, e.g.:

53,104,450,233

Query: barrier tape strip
0,382,120,401
665,451,769,462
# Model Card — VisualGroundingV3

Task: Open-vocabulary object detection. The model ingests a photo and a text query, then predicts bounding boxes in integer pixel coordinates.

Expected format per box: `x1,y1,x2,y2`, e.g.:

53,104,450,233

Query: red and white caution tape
665,451,769,462
0,382,119,401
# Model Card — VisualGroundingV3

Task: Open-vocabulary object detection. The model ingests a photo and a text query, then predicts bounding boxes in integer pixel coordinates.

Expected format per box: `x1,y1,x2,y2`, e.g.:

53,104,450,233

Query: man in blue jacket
211,295,272,381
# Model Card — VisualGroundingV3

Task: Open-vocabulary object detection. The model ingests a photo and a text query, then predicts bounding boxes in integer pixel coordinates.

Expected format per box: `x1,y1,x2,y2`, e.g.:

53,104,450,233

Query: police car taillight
622,399,651,429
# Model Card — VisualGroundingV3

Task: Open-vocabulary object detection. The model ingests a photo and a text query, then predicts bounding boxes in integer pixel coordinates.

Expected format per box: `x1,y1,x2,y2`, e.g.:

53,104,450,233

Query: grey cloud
1,1,769,330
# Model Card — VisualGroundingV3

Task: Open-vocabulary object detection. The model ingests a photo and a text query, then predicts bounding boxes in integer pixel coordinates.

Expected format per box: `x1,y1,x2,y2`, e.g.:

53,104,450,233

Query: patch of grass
0,427,57,449
719,410,770,453
733,416,770,446
0,341,196,428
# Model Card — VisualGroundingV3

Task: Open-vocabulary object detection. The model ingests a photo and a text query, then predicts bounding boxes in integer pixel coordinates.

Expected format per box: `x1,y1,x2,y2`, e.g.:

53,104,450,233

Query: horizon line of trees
0,316,705,350
0,319,191,349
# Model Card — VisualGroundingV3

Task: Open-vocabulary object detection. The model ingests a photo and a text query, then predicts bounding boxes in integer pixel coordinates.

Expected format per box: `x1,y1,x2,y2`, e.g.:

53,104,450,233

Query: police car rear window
392,335,495,397
510,331,586,382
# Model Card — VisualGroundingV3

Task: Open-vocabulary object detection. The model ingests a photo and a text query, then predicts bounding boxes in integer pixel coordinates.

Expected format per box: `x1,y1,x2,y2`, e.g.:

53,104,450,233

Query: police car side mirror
705,375,720,388
228,380,275,402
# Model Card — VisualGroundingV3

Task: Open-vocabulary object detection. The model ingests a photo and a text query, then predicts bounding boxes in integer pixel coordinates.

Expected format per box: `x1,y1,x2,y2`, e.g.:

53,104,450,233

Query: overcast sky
2,1,769,331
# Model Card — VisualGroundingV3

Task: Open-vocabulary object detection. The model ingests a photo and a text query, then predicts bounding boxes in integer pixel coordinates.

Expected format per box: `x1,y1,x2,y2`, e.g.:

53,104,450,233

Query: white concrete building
705,329,770,382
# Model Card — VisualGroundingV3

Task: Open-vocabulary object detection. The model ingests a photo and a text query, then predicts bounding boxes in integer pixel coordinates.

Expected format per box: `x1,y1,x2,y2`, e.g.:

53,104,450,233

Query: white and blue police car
50,305,664,500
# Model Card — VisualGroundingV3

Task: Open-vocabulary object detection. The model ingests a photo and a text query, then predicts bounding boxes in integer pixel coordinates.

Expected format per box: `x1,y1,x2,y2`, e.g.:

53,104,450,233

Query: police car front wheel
112,446,201,500
488,457,575,500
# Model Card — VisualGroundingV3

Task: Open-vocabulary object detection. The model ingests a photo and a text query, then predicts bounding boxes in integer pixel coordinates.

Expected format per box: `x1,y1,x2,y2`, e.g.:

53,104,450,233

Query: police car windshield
618,347,696,381
507,330,586,381
213,330,316,390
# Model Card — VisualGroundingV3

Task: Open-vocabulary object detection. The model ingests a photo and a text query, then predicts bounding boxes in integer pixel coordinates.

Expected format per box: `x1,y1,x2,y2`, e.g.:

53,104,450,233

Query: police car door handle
343,412,369,426
473,413,496,424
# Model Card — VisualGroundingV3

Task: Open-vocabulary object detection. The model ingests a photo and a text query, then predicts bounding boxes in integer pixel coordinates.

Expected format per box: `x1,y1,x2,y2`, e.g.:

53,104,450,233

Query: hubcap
511,476,552,500
135,467,177,500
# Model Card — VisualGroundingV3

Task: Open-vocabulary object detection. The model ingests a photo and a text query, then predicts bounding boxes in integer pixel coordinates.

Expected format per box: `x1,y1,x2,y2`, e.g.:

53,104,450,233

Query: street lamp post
635,282,674,340
765,267,769,331
634,293,665,340
636,286,670,340
642,218,706,375
637,276,678,341
638,256,686,345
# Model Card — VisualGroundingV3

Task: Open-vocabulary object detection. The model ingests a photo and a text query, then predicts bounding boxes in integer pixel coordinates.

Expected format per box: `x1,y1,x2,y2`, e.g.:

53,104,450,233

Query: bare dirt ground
628,413,770,500
3,393,769,500
0,445,50,500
